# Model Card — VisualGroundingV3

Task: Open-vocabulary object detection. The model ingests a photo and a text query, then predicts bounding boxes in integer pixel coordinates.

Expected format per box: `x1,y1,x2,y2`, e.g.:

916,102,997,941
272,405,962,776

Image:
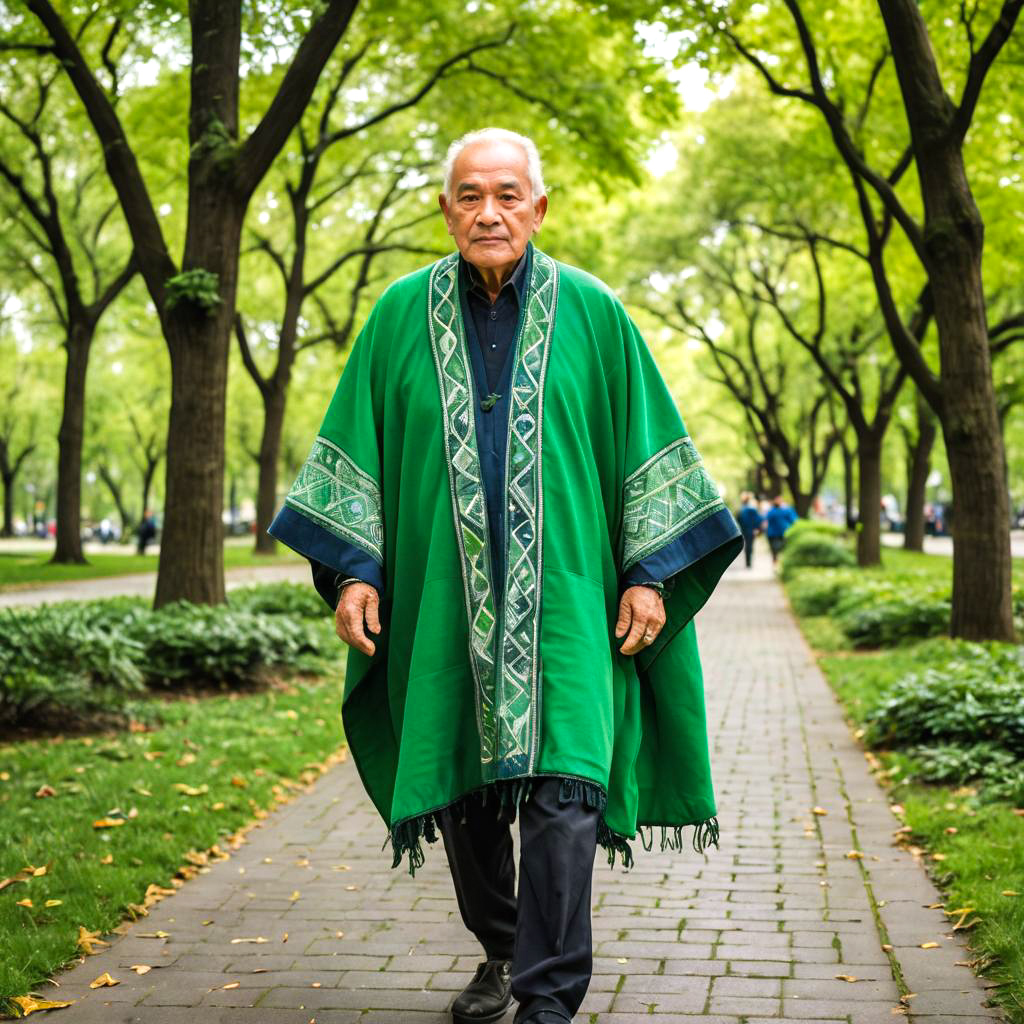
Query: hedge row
0,584,337,732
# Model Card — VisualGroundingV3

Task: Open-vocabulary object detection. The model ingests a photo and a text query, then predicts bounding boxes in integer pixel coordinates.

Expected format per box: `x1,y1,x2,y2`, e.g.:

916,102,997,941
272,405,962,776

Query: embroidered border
283,435,384,564
500,250,556,777
426,249,558,780
621,437,726,572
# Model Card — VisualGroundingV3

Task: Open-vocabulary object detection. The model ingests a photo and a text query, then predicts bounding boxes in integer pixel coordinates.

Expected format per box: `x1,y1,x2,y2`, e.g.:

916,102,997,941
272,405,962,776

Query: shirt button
490,343,497,350
489,310,497,320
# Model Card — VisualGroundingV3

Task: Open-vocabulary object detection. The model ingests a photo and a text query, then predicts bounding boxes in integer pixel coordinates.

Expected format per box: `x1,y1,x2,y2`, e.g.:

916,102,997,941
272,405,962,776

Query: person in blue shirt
763,495,798,564
735,492,764,569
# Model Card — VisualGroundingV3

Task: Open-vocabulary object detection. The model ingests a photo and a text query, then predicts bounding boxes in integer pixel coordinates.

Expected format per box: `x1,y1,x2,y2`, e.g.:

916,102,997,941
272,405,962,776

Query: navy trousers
437,777,600,1023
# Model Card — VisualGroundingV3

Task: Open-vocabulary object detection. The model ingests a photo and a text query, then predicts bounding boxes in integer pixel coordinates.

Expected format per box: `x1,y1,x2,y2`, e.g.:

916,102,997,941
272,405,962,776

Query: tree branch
235,0,359,199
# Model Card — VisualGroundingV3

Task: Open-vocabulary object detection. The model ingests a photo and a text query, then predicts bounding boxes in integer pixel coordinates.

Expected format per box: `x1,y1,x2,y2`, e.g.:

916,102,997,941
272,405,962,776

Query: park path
0,562,308,607
27,557,1002,1023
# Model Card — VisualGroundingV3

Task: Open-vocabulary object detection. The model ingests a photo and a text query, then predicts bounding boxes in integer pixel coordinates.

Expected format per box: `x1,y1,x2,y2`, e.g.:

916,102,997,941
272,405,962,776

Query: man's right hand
334,582,381,656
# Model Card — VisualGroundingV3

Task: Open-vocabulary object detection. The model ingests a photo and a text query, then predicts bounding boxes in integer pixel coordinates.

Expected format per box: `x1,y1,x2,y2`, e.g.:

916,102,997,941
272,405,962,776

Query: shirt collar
458,241,532,304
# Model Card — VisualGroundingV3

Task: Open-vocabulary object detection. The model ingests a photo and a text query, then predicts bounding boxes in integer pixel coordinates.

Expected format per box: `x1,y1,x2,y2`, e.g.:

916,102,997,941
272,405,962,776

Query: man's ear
438,193,454,235
532,194,548,233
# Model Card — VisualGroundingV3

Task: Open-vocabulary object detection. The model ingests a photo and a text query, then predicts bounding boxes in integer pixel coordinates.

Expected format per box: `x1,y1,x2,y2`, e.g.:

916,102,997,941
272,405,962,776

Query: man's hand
334,582,382,656
615,585,666,656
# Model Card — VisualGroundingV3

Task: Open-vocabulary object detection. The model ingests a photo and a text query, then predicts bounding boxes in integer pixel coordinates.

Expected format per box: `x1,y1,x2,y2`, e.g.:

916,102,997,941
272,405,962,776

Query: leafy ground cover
0,587,336,734
0,540,302,591
786,560,1024,1021
0,674,347,1016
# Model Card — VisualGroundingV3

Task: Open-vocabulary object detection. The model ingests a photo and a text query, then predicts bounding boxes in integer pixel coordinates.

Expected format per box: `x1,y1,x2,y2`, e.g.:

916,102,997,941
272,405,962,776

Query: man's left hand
615,585,666,655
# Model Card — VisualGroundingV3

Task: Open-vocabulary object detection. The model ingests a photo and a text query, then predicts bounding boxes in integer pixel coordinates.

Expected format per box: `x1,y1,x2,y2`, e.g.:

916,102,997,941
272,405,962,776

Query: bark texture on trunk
254,384,289,555
51,320,92,564
840,436,856,531
856,438,882,566
903,399,937,552
1,473,13,537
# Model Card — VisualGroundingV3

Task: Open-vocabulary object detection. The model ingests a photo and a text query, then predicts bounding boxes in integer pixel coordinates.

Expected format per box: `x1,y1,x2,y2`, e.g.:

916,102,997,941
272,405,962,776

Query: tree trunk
880,0,1015,639
140,454,158,522
254,382,289,554
1,471,13,537
841,439,856,531
153,205,244,607
903,400,936,552
50,319,92,564
791,490,813,518
856,436,883,566
98,464,133,538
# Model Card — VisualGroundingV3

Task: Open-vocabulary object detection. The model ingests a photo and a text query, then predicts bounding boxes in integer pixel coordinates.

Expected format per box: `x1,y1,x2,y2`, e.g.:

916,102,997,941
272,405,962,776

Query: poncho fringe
385,774,720,876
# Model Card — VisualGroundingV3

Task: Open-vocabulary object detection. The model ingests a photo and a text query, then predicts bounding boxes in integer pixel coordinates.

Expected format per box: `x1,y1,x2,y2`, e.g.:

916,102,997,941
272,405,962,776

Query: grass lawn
789,592,1024,1021
0,542,302,592
0,675,346,1014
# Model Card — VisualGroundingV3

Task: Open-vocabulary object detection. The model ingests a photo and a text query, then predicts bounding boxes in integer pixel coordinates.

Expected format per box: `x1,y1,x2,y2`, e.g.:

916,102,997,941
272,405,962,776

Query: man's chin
465,241,520,267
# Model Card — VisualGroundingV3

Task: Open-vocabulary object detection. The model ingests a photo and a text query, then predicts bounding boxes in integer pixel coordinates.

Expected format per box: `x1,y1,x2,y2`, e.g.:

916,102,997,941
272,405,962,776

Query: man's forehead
452,141,529,188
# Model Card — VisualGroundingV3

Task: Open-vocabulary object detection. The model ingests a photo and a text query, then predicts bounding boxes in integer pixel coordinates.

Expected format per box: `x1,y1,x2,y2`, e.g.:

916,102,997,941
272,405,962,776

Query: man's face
438,139,547,275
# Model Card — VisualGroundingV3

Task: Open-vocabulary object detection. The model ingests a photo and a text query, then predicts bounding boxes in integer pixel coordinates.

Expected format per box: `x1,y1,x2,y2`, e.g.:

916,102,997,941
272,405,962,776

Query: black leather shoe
451,959,512,1024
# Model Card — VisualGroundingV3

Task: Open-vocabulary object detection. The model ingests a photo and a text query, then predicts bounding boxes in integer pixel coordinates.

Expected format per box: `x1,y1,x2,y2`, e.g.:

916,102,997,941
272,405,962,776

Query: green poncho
270,247,742,872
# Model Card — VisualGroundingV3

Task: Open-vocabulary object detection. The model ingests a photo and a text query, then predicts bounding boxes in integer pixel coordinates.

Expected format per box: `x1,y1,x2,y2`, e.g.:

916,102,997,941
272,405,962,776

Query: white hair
442,127,547,200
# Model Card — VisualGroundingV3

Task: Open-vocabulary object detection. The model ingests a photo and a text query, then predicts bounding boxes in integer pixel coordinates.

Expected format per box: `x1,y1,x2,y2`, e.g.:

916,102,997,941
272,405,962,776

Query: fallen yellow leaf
31,866,47,877
229,937,268,944
846,850,865,859
10,995,75,1016
129,965,152,975
920,941,940,949
220,982,240,990
35,784,57,798
1001,890,1019,897
44,900,62,908
77,926,109,954
89,973,119,988
99,854,114,865
811,806,828,815
230,776,248,788
92,818,127,829
173,783,209,796
835,974,860,982
16,898,32,908
289,890,300,902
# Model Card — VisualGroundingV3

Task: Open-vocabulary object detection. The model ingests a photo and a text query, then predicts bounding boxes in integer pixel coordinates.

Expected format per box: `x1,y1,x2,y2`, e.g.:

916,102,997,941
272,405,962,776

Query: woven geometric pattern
284,436,384,565
621,437,725,572
426,249,558,780
498,250,557,776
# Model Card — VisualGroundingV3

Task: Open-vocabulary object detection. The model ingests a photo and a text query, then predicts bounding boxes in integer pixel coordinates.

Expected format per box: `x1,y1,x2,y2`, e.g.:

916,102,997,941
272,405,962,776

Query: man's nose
475,196,500,223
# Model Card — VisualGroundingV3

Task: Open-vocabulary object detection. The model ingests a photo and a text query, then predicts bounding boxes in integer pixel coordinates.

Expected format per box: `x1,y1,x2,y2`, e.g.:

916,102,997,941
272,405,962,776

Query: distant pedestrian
136,509,157,555
764,495,798,565
736,492,763,569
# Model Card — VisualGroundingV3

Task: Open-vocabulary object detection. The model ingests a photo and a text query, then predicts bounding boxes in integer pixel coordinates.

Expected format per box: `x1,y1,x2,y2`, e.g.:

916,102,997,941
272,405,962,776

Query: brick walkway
30,557,1001,1023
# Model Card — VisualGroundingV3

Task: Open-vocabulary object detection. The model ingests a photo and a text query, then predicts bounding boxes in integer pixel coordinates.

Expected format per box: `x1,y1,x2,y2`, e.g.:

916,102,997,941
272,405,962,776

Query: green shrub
786,518,847,541
864,645,1024,753
779,533,856,580
836,596,951,648
228,582,330,619
862,644,1024,802
785,569,857,616
0,589,338,731
0,603,147,730
132,603,332,689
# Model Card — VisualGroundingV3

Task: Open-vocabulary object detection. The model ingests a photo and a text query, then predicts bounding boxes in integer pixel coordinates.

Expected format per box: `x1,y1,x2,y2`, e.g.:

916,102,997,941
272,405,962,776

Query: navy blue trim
268,505,384,606
622,506,743,591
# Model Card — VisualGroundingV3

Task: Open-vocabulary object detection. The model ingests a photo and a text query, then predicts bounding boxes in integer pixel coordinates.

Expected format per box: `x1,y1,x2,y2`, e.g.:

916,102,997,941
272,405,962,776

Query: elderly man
269,128,741,1024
